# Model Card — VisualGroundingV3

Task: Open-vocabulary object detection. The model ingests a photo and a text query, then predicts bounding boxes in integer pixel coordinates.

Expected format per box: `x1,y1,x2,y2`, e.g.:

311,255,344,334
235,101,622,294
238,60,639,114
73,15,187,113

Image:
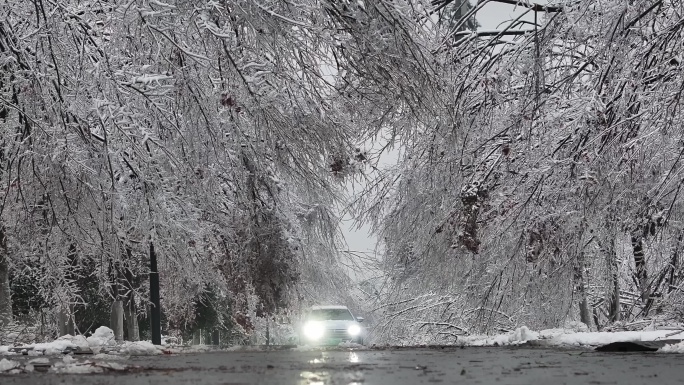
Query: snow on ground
86,326,117,348
3,325,684,370
48,355,128,374
0,358,20,372
659,341,684,353
460,326,540,346
119,341,163,355
460,325,684,352
0,326,171,358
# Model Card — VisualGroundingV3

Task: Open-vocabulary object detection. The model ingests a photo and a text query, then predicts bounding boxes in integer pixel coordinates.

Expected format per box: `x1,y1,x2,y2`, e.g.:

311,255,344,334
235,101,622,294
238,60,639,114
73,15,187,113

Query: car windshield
308,308,354,321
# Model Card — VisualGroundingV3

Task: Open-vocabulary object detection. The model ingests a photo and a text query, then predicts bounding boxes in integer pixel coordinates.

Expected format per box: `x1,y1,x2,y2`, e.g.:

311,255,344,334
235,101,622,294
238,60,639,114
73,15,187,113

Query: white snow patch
49,355,128,374
552,330,684,347
32,339,77,355
659,340,684,353
0,328,116,357
461,327,684,348
461,326,538,346
119,341,162,355
0,358,20,372
87,326,116,347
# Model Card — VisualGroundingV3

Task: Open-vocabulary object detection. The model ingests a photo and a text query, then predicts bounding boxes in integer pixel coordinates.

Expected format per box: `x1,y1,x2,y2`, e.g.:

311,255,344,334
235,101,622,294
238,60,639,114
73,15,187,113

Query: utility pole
150,242,162,345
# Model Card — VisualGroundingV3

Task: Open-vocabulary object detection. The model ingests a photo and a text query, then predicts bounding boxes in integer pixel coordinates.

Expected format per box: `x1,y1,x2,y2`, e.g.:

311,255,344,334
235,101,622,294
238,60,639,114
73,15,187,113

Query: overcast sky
340,1,552,277
476,0,550,30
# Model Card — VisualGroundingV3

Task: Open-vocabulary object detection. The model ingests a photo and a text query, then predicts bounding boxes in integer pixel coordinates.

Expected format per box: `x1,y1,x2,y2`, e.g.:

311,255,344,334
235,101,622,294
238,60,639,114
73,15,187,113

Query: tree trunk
575,252,593,330
631,234,650,304
124,294,139,341
667,234,681,294
192,329,202,345
123,263,139,341
605,238,620,322
110,300,124,342
458,184,482,253
149,242,162,345
58,305,75,336
0,227,11,328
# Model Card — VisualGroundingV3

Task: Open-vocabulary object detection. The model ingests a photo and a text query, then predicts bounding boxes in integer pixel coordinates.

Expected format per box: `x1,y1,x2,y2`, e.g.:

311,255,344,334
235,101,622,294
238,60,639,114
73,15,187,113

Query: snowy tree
350,0,684,342
0,0,363,340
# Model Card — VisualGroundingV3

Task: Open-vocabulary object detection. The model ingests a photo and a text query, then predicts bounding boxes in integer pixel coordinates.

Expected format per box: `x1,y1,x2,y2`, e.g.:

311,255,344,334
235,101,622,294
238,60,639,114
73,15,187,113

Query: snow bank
86,326,116,347
32,336,80,355
0,326,120,356
50,356,104,374
8,327,117,355
659,340,684,353
119,341,162,355
461,326,684,349
552,330,684,347
461,326,539,346
49,356,128,374
0,358,20,372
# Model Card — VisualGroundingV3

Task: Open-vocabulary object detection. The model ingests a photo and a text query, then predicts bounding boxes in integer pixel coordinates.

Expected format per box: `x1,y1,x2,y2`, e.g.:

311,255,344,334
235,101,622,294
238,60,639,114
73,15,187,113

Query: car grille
327,329,350,339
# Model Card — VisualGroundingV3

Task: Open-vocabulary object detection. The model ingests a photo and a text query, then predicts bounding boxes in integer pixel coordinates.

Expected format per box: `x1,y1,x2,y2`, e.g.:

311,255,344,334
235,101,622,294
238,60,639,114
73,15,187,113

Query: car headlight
347,324,361,336
303,321,325,340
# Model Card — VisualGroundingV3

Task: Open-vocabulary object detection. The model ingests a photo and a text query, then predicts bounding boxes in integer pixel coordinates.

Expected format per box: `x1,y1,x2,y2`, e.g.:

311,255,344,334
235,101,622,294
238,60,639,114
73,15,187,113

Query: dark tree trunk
605,238,620,322
0,227,12,328
150,242,161,345
631,234,650,304
458,183,483,254
58,306,75,336
667,234,681,294
575,252,593,330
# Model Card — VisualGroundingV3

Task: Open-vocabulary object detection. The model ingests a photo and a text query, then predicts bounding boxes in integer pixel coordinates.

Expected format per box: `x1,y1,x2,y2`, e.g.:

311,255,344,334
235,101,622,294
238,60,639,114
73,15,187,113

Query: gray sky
476,0,550,30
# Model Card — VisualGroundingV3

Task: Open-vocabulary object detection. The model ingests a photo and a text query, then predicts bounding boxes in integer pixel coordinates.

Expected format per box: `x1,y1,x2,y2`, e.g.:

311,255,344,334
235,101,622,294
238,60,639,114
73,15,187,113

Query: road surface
1,346,681,384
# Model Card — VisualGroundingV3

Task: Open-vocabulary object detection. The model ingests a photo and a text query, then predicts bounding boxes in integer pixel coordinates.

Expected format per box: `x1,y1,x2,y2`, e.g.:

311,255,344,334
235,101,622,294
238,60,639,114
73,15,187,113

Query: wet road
1,346,681,384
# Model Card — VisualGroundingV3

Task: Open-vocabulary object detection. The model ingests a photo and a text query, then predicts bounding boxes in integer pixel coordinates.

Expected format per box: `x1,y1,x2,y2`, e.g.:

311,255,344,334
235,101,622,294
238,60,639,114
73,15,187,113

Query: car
299,305,365,346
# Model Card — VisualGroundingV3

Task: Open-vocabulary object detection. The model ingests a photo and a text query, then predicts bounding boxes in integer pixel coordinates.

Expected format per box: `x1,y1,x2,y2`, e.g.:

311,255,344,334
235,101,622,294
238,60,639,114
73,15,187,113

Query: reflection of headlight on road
347,324,361,336
303,321,325,340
